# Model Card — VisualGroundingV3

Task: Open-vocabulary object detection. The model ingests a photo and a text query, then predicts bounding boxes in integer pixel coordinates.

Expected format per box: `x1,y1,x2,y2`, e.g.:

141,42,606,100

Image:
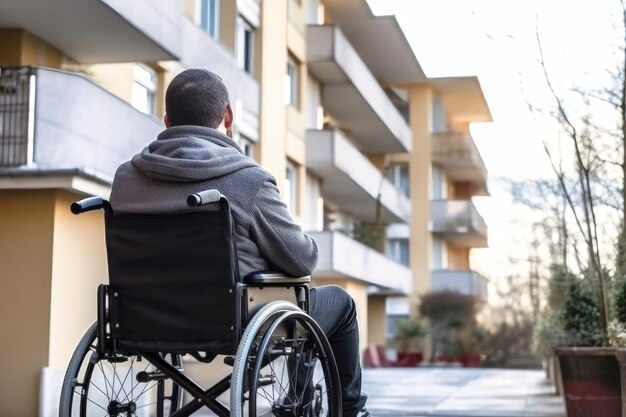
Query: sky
367,0,625,301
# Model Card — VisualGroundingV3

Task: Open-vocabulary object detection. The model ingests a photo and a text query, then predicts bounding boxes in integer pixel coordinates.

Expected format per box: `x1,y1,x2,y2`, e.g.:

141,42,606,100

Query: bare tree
531,4,626,340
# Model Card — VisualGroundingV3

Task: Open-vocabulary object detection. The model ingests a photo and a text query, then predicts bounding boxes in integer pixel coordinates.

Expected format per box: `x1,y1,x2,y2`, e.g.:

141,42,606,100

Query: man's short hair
165,69,230,128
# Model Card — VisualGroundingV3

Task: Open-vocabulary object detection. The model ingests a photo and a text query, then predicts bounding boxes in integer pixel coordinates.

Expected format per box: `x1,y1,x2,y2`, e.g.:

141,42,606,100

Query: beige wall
0,189,108,416
0,190,55,417
0,29,64,68
367,296,387,346
49,190,107,368
88,63,136,104
447,245,470,270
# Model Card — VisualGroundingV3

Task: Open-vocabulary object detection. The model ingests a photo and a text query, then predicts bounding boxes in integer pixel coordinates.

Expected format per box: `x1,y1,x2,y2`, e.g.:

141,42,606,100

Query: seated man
109,68,369,417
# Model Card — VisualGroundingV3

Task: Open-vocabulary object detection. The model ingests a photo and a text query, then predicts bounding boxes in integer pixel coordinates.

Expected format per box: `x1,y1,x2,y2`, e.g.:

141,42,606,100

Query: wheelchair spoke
88,378,111,400
112,363,132,403
134,381,160,403
97,361,114,398
83,395,109,414
257,385,275,404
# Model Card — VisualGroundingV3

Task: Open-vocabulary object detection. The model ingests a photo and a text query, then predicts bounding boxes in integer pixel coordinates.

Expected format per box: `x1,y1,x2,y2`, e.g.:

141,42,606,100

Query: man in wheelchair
60,69,369,417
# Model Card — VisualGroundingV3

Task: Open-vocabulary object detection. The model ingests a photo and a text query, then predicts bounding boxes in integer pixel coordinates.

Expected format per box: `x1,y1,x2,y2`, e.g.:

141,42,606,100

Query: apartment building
0,0,490,415
386,79,492,335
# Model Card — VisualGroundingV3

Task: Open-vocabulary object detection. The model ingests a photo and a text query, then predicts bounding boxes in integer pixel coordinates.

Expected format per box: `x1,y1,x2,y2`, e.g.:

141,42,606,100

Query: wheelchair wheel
231,302,342,417
59,323,184,417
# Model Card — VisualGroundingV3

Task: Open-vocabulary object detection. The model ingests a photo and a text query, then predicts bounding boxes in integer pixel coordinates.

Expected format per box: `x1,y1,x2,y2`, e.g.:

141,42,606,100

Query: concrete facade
0,0,492,415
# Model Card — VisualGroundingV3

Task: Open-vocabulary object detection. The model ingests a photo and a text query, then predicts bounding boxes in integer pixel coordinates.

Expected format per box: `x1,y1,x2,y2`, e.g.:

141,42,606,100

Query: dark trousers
309,285,368,417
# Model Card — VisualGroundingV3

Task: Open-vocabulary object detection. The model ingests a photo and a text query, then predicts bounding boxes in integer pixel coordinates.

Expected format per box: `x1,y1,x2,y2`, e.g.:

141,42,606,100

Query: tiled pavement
362,367,565,417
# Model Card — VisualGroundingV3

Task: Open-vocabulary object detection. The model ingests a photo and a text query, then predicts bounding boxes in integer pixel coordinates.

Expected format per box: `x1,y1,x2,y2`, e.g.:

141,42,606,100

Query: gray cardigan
109,125,318,277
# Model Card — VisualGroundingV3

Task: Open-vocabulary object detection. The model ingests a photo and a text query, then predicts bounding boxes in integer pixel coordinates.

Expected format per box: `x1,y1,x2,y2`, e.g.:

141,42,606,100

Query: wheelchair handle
70,197,111,215
187,189,223,207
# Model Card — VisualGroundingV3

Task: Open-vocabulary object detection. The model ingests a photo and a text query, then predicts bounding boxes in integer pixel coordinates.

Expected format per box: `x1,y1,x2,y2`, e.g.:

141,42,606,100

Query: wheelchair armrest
244,271,310,286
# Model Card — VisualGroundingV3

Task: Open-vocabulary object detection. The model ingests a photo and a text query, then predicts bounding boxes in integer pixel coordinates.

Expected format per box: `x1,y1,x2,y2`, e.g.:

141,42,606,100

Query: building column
258,0,288,190
408,85,433,314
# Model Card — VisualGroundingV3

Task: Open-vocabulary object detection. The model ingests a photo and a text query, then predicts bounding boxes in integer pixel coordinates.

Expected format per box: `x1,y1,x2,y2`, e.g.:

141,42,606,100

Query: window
387,238,409,267
198,0,220,38
238,136,254,159
389,163,409,197
237,17,254,74
285,162,298,215
431,165,446,199
132,65,157,116
284,55,299,107
432,236,447,269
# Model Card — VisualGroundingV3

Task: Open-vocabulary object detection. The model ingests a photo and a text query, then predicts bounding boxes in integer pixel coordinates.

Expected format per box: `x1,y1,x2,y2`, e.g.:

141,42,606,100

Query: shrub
394,318,428,352
419,290,480,360
561,280,603,346
613,275,626,324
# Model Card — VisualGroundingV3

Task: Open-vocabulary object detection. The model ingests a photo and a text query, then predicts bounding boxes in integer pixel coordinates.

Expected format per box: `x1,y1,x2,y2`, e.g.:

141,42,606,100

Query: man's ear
224,104,234,129
164,114,171,128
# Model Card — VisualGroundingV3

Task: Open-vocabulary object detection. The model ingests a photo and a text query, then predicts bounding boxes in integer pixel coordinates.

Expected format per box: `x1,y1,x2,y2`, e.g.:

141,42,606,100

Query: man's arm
249,179,318,276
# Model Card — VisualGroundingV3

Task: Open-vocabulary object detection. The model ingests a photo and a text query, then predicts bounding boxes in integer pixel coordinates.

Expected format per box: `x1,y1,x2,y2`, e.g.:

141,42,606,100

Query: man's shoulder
237,163,276,186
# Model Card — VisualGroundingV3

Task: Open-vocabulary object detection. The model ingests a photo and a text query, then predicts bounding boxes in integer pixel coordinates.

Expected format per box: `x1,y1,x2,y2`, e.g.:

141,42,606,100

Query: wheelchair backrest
104,197,242,354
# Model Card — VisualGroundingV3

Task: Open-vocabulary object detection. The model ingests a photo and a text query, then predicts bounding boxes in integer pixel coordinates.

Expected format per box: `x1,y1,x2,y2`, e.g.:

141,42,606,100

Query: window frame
387,238,410,267
389,162,410,197
198,0,220,39
237,16,255,75
132,64,157,116
285,161,298,215
285,55,299,108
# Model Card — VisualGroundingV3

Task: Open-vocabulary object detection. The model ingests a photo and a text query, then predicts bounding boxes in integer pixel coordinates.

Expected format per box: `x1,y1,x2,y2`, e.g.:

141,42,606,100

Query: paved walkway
362,367,565,417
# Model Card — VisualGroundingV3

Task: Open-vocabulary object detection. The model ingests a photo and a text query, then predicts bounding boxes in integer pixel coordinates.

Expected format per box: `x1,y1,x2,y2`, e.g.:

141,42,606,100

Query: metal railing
0,67,35,167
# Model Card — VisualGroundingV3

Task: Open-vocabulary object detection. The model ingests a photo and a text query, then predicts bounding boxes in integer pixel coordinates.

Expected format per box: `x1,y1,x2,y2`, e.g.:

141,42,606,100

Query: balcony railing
431,269,488,302
430,199,488,248
307,25,411,153
431,132,488,195
307,129,410,223
308,231,412,295
0,67,33,167
0,67,162,179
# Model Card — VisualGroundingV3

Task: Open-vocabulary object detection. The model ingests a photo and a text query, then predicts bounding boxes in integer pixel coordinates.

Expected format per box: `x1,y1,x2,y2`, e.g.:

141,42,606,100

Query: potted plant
418,290,479,363
458,327,489,367
553,277,621,417
393,318,427,365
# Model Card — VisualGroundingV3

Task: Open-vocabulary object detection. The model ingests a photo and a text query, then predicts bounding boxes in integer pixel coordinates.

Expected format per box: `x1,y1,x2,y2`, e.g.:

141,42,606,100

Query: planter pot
613,349,626,417
554,347,621,417
397,352,423,366
459,353,482,367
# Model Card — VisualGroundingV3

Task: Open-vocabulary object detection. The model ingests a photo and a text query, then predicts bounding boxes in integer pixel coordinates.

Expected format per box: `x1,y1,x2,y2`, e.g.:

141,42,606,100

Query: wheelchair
58,190,342,417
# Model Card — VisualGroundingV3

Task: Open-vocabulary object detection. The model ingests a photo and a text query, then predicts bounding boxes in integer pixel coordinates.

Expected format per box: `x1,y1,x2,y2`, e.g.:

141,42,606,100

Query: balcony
431,132,488,195
181,19,260,137
431,269,488,302
307,129,410,223
307,25,411,154
430,199,488,248
0,67,162,180
0,0,181,63
308,231,412,295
